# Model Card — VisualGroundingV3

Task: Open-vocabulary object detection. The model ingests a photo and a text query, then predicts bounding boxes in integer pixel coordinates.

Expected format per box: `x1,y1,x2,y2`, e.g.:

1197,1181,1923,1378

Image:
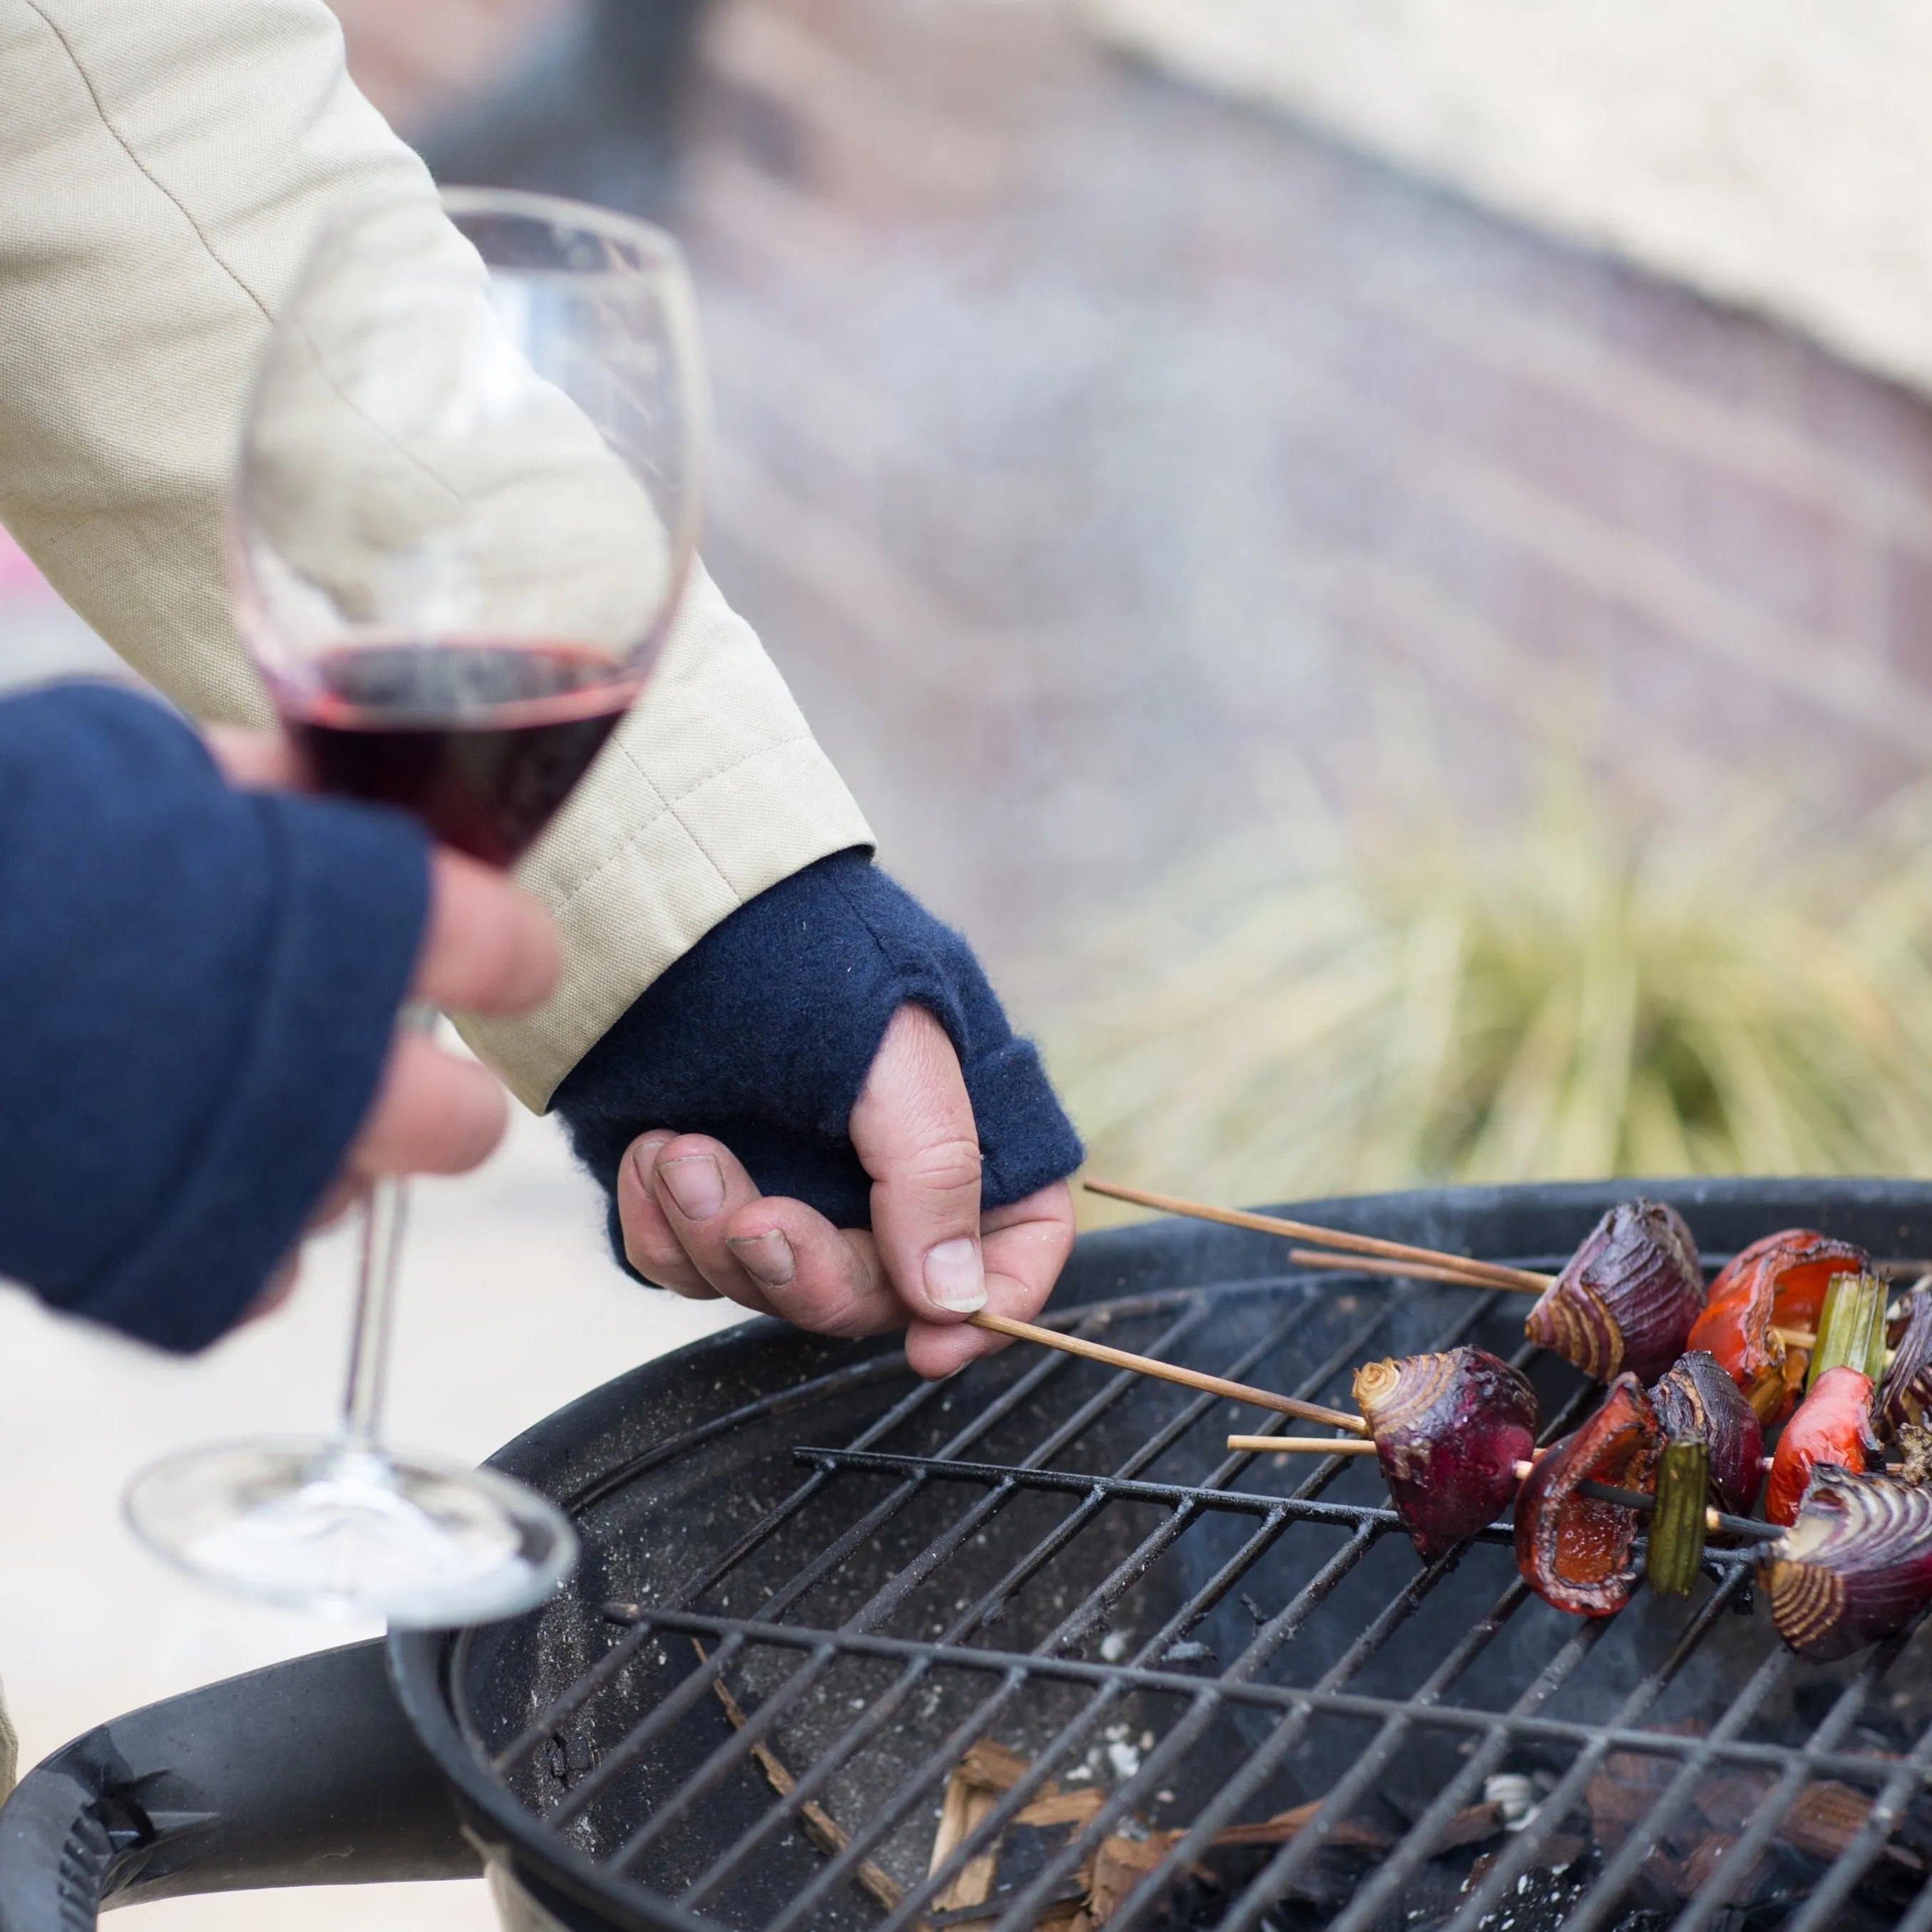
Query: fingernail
923,1237,985,1313
728,1230,796,1288
658,1152,724,1221
627,1135,672,1188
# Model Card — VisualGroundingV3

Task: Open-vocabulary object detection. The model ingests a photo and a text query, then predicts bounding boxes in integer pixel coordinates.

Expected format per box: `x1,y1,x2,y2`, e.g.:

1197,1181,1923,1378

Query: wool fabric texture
554,852,1084,1258
0,684,428,1351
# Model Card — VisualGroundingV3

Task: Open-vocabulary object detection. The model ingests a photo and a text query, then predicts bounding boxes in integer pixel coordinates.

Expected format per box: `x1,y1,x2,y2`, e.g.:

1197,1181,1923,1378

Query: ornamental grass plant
1052,771,1932,1216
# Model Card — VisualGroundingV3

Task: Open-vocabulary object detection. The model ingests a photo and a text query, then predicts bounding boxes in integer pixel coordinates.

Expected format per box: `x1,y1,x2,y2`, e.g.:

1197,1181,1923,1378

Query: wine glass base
125,1439,578,1627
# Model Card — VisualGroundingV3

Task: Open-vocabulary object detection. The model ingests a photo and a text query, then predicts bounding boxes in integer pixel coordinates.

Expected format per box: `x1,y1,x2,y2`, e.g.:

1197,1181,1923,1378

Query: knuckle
895,1135,983,1198
624,1239,696,1293
620,1215,689,1283
787,1285,888,1338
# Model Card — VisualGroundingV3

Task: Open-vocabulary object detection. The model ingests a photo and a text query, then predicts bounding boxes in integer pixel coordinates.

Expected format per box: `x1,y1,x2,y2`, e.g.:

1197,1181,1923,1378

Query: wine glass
123,187,707,1625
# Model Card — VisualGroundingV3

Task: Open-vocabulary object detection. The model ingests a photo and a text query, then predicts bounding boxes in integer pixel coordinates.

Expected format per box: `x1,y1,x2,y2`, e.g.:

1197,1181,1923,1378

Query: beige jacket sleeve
0,0,874,1110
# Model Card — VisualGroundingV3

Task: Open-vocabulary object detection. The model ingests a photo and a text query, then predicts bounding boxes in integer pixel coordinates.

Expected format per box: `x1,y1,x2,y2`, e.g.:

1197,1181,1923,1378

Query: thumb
849,1004,985,1320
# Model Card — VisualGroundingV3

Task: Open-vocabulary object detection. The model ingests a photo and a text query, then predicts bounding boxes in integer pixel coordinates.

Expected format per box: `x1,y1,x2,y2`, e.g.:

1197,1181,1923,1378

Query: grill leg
0,1639,478,1931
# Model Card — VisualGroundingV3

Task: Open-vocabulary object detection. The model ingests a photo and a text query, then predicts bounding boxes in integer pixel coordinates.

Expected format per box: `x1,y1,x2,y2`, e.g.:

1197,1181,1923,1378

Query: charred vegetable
1898,1421,1932,1487
1652,1350,1764,1516
1764,1366,1879,1529
1351,1348,1539,1561
1809,1270,1888,1391
1686,1230,1869,1427
1524,1201,1705,1384
1514,1374,1663,1615
1759,1469,1932,1661
1644,1436,1710,1596
1879,1285,1932,1437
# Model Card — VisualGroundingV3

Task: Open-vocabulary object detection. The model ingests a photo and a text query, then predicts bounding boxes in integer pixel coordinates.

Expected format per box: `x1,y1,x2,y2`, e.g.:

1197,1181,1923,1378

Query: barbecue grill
9,1178,1932,1932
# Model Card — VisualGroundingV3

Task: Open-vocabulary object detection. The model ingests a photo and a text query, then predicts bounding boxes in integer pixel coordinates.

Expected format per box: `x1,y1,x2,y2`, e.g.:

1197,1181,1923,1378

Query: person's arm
0,686,558,1350
0,0,872,1116
0,685,418,1348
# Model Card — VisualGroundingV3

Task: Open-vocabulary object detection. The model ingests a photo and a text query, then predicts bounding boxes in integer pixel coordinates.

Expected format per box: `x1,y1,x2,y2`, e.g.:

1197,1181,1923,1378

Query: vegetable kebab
985,1198,1932,1665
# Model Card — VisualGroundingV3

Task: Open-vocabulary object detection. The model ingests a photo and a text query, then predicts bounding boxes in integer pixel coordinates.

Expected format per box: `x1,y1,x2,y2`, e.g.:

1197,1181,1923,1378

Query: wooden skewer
967,1311,1367,1434
1287,1248,1545,1293
1248,1436,1382,1456
1084,1180,1556,1295
1769,1325,1896,1367
1223,1436,1779,1541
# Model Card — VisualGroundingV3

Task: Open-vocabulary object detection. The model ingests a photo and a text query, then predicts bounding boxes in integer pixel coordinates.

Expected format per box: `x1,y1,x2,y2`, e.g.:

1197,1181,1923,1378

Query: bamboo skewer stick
1223,1436,1779,1542
1768,1325,1897,1368
965,1308,1784,1544
1285,1248,1543,1293
1084,1179,1555,1295
966,1311,1367,1434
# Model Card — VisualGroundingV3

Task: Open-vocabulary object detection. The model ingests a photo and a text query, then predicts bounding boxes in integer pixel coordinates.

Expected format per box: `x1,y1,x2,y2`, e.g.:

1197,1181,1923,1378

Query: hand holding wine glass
126,188,706,1625
207,720,561,1208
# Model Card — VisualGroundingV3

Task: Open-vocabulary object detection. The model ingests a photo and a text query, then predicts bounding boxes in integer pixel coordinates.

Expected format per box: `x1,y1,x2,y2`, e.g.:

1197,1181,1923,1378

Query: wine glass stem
338,1002,436,1453
340,1173,410,1451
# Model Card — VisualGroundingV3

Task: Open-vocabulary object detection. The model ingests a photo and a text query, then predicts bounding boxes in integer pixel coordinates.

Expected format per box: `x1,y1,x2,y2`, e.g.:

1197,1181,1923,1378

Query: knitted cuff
0,686,428,1352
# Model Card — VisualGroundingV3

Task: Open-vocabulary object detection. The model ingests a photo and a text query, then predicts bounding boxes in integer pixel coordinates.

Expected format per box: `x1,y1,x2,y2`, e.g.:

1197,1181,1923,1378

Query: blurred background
11,0,1932,1923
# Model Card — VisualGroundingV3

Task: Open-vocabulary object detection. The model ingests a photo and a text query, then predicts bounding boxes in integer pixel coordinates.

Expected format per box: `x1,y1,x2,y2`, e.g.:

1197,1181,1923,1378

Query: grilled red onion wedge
1759,1468,1932,1662
1514,1374,1663,1615
1765,1367,1879,1528
1686,1230,1869,1427
1651,1350,1764,1516
1525,1201,1703,1384
1879,1285,1932,1438
1352,1347,1538,1562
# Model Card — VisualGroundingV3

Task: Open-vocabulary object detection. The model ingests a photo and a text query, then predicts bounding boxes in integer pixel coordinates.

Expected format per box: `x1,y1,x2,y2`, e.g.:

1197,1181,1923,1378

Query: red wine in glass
284,640,637,865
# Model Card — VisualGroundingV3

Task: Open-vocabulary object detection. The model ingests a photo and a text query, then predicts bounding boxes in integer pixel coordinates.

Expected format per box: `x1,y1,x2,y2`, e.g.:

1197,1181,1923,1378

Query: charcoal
1464,1858,1592,1931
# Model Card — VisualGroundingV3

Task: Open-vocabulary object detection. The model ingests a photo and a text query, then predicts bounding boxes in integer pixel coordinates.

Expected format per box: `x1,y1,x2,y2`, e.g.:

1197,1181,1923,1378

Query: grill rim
389,1174,1932,1932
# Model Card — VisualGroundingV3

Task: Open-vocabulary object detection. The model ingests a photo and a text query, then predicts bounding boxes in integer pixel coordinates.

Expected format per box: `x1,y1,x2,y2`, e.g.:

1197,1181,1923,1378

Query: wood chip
930,1738,1054,1913
692,1640,902,1913
1086,1832,1173,1924
1428,1801,1508,1854
1206,1798,1389,1852
1016,1788,1108,1830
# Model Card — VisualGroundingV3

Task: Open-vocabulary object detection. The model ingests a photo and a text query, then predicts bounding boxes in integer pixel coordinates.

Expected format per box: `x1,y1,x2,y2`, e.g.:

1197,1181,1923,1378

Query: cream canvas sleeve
0,0,873,1109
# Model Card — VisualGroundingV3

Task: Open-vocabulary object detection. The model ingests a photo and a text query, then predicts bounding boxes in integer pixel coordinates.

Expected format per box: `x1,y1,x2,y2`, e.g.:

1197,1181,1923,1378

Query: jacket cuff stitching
549,729,829,918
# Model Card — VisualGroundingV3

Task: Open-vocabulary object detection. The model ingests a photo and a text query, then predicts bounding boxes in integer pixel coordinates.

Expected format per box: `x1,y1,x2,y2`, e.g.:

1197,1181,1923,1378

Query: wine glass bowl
230,187,705,865
125,188,708,1626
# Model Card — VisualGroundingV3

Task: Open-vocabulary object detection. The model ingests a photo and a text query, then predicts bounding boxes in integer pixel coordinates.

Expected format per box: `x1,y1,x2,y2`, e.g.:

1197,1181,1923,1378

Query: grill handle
0,1638,479,1929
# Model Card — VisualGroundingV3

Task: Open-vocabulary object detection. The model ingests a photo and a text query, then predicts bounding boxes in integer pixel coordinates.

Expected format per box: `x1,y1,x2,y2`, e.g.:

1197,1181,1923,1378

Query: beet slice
1353,1347,1538,1562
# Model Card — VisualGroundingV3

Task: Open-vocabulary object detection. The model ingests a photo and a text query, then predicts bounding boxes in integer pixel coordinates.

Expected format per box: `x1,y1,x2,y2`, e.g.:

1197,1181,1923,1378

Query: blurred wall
1086,1,1932,401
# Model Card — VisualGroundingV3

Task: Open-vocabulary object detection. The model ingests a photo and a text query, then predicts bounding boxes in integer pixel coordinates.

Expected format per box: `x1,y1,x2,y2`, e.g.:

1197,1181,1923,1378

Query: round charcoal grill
12,1180,1932,1932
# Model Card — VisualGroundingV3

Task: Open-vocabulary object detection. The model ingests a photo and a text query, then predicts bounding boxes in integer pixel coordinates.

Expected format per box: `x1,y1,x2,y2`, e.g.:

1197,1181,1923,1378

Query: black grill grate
448,1257,1932,1932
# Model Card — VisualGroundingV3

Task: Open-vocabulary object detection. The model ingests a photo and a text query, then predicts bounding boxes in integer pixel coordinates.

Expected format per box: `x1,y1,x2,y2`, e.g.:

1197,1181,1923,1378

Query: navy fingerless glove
553,851,1083,1268
0,685,428,1352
